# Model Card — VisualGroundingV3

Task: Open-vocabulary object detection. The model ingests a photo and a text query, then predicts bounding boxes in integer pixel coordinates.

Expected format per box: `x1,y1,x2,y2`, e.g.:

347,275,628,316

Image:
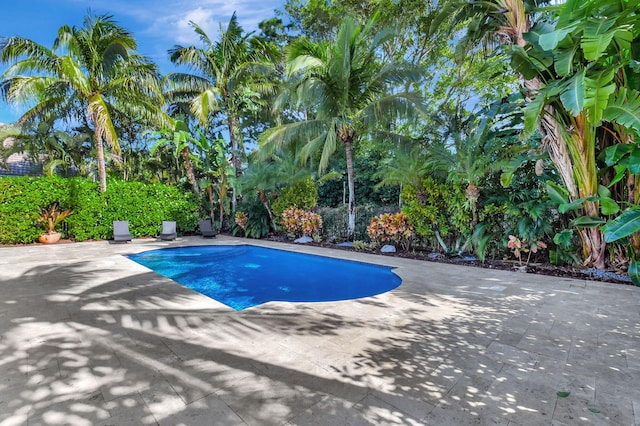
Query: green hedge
0,176,202,244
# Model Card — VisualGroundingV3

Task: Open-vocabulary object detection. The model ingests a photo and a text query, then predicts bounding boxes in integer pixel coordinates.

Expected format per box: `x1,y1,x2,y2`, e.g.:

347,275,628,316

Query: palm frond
88,93,120,155
191,88,221,122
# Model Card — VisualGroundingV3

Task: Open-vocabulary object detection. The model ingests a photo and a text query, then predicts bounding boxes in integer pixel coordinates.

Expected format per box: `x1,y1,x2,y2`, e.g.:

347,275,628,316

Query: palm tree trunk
94,128,107,193
228,113,242,215
344,139,356,239
219,200,225,232
259,191,278,231
181,148,200,193
466,183,480,230
206,186,215,222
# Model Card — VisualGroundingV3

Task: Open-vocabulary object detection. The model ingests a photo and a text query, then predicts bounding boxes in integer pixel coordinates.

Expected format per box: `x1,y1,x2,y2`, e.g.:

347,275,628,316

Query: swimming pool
127,245,402,310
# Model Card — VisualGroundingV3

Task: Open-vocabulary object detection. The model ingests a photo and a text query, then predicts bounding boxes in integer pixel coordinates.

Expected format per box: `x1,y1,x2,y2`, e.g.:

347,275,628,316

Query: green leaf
588,407,601,414
608,164,628,187
511,46,540,80
582,17,617,61
559,196,598,214
584,68,616,124
600,197,620,216
597,185,611,199
524,22,556,48
546,181,569,205
603,209,640,242
628,260,640,286
557,391,571,398
630,146,640,175
553,229,574,247
603,89,640,134
554,45,578,77
528,48,554,72
572,216,606,228
603,143,633,166
560,70,586,116
500,171,515,188
539,24,577,51
524,94,546,136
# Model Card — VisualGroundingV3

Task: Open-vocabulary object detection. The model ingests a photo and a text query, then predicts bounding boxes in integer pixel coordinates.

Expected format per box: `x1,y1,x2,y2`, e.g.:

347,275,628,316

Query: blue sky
0,0,286,124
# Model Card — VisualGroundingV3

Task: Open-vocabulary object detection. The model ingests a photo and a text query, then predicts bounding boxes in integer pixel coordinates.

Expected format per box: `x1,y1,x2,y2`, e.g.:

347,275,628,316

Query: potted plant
37,203,73,244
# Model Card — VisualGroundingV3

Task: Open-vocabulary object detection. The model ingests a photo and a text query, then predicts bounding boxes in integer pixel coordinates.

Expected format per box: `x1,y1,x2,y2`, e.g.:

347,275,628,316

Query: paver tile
0,236,638,425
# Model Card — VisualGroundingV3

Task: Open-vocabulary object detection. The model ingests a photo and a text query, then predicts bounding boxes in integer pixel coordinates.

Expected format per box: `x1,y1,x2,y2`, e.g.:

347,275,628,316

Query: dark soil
263,236,633,286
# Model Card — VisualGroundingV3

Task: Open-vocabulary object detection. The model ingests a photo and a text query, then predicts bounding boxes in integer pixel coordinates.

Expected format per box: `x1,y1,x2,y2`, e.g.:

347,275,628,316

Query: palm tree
260,15,424,238
165,13,279,214
0,13,167,192
239,157,284,232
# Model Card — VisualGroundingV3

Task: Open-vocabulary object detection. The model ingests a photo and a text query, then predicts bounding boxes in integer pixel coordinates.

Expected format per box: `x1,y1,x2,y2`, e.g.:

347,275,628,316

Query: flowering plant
235,212,248,231
507,235,547,265
367,212,413,251
280,207,322,238
37,203,73,234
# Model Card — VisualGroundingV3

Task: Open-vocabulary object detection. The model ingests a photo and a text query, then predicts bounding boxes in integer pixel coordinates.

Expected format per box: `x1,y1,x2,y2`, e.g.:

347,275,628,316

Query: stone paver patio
1,235,639,425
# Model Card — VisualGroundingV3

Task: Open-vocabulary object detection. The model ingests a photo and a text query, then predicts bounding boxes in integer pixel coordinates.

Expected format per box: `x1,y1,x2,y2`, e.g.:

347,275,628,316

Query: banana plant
510,0,640,269
149,119,201,194
601,142,640,285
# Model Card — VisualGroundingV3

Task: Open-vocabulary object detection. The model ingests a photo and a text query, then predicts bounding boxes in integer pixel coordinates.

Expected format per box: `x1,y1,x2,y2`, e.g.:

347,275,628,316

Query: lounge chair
113,221,133,242
198,219,216,238
159,220,177,241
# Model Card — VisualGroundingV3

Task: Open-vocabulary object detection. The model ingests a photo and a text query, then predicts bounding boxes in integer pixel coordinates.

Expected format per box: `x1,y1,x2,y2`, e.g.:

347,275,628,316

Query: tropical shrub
367,212,414,251
401,177,469,250
38,203,73,234
280,207,322,238
272,177,318,219
232,199,270,239
507,235,547,265
234,212,248,231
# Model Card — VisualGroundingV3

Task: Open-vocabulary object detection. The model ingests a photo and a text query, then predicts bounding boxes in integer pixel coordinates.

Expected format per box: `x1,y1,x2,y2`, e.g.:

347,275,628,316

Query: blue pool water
127,245,401,310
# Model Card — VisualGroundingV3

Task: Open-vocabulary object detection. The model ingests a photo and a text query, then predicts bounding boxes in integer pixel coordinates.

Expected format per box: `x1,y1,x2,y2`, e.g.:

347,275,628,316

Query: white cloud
125,0,281,47
64,0,281,44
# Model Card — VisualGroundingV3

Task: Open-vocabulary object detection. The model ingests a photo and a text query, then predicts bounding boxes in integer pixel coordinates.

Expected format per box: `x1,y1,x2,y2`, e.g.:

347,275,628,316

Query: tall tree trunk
571,115,606,269
259,191,278,232
181,148,200,193
466,183,480,231
94,128,107,193
206,186,215,222
579,212,606,269
344,139,356,240
219,198,225,232
228,113,242,215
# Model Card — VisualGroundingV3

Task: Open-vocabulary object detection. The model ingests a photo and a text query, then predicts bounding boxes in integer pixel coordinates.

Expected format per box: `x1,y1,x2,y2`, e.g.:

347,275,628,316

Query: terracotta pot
38,232,61,244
